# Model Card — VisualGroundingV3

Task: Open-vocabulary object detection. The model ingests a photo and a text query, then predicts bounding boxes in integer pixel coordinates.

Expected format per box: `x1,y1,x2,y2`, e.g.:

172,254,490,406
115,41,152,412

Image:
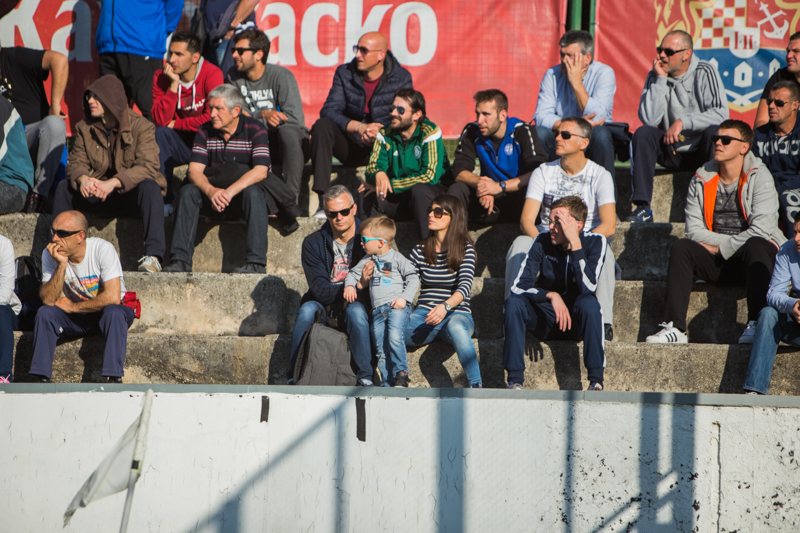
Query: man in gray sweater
227,28,308,203
629,30,728,223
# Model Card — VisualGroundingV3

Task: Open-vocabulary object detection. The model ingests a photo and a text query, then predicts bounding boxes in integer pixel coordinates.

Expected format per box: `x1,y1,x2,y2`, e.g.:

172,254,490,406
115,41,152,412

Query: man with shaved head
28,210,135,383
309,31,413,218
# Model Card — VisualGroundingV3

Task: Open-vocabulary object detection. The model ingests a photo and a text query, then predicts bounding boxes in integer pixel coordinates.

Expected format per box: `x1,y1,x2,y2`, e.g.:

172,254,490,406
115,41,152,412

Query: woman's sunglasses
428,206,451,218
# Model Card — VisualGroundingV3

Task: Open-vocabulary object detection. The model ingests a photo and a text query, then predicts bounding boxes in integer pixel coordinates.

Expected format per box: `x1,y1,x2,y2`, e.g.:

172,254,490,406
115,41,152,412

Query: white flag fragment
63,389,154,527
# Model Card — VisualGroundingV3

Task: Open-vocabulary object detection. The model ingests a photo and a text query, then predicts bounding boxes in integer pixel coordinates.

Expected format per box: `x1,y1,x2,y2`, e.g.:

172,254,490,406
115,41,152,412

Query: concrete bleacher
5,167,800,394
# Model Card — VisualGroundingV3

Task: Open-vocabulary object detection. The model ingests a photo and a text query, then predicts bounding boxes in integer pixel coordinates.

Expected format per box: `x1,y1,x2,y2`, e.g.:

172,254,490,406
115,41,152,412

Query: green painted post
589,0,597,36
570,0,582,30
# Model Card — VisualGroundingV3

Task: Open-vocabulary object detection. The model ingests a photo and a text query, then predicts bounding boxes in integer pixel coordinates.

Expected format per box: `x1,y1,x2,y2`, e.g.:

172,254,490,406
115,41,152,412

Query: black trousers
630,124,718,207
310,118,373,193
99,53,162,120
446,181,527,224
359,183,447,239
52,179,165,259
663,237,777,331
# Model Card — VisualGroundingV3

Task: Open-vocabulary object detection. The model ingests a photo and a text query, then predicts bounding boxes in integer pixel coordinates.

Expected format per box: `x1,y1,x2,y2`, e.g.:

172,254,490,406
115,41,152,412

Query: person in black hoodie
288,185,374,385
308,31,413,218
503,195,607,391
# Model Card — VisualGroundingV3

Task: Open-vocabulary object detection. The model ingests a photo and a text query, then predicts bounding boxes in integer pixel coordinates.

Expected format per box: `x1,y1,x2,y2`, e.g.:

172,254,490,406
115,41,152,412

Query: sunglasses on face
767,98,795,107
390,105,406,115
352,45,379,56
51,228,81,239
427,206,451,219
712,134,746,145
232,47,257,56
324,205,354,219
555,130,586,140
656,47,688,57
360,236,384,244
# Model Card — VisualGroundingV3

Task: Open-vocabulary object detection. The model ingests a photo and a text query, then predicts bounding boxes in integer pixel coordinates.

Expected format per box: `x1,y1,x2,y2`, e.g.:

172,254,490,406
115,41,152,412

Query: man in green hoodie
361,88,448,239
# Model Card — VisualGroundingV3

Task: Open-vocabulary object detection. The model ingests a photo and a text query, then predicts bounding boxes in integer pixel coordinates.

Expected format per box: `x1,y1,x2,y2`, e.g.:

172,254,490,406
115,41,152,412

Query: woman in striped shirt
404,194,483,387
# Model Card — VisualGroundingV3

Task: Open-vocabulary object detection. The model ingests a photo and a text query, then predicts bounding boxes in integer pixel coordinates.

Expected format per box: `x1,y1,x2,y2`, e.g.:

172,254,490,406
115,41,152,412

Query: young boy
344,216,420,386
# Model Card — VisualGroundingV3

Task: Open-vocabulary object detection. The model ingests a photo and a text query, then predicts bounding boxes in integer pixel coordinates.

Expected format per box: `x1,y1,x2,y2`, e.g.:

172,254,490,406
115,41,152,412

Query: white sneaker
645,321,688,344
137,256,162,273
739,320,757,344
312,208,327,219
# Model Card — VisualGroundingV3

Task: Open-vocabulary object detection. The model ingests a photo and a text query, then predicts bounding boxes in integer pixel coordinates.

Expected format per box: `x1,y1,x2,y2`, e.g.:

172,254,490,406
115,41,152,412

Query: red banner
0,0,567,138
595,0,800,131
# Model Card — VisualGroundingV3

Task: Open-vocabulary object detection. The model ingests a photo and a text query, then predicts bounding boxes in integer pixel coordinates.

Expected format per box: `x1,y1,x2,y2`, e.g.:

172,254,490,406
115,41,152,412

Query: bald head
354,32,388,77
361,32,387,52
53,211,88,234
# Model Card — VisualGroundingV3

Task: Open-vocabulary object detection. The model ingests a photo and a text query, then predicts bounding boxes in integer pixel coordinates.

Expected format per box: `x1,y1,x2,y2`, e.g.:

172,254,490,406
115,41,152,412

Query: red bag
122,291,141,319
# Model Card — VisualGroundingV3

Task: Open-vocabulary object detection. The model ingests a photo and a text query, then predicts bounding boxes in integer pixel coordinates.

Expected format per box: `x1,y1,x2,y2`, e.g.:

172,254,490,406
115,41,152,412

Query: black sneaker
31,374,51,383
163,260,191,273
233,263,266,274
393,371,410,387
624,206,653,223
106,376,123,384
587,382,604,391
506,382,523,390
604,324,614,342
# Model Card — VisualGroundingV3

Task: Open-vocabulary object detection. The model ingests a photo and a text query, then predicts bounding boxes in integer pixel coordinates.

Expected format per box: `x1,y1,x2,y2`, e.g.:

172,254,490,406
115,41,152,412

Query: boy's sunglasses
428,206,451,218
361,236,384,244
325,205,354,218
711,134,745,145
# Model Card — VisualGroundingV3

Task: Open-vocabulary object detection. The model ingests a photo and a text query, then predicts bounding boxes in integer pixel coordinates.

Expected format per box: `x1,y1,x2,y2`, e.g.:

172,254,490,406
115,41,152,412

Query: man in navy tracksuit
503,195,607,390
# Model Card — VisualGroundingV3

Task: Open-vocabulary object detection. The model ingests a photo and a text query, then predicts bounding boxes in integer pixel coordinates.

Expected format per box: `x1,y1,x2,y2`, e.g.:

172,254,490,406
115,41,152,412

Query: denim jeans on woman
743,306,800,394
404,308,482,387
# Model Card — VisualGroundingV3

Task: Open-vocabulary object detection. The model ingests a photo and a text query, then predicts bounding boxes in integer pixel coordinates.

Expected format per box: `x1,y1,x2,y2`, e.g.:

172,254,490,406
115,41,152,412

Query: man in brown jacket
53,75,167,272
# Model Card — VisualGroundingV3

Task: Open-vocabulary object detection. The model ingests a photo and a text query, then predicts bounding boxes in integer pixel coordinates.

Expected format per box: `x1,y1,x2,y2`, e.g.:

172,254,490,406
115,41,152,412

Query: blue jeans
0,305,17,377
404,308,482,387
371,303,411,385
536,124,616,179
743,306,800,394
289,300,373,381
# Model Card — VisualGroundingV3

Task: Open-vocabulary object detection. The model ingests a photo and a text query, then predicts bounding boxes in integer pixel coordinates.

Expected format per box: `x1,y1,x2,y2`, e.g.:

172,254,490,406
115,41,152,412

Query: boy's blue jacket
767,239,800,314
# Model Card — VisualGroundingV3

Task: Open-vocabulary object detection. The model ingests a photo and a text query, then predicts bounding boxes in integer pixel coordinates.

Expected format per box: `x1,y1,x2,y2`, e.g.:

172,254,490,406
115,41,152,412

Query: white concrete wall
1,391,799,532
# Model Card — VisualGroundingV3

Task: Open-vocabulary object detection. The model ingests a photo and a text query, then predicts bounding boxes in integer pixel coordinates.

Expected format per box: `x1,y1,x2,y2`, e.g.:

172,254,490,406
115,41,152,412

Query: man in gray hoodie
629,30,728,223
646,120,785,346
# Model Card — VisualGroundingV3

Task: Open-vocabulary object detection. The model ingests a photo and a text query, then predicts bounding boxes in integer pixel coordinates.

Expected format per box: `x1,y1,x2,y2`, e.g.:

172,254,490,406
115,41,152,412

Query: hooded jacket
685,151,786,259
67,75,167,195
152,58,224,132
319,51,413,133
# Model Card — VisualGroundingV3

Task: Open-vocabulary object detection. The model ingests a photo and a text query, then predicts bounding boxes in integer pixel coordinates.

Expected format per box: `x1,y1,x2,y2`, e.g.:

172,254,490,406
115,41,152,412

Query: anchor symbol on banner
758,2,788,40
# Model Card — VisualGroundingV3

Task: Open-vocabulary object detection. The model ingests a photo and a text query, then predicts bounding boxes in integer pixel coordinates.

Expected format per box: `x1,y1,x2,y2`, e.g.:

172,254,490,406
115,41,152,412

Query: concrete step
0,213,682,280
614,168,693,224
124,274,745,344
8,333,799,394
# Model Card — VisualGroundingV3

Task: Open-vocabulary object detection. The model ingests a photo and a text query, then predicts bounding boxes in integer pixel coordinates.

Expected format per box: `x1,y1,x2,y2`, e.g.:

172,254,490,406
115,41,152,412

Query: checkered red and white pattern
699,0,747,49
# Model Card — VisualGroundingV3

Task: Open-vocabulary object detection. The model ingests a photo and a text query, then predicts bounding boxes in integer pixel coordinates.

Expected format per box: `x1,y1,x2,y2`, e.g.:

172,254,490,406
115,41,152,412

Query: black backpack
292,310,357,386
14,255,43,331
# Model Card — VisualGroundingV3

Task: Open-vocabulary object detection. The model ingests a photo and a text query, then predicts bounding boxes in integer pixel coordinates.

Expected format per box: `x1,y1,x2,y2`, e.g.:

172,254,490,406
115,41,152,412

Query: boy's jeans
371,303,411,386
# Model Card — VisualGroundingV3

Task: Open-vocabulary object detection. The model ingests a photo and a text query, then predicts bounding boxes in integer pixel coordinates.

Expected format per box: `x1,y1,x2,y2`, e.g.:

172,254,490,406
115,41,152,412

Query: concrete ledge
8,333,800,394
615,168,693,223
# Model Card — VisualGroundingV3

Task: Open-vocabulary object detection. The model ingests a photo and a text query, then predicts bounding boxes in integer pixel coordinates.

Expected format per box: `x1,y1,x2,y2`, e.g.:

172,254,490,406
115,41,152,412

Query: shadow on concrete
637,281,664,341
718,344,750,393
469,222,519,279
418,343,458,388
31,212,53,260
238,276,299,337
687,285,745,344
616,223,678,282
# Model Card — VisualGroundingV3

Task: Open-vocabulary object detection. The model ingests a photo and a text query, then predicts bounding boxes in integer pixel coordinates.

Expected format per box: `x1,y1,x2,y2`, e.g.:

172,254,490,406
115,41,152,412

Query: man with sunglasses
753,81,800,238
309,32,412,218
28,211,134,383
449,89,546,223
754,32,800,129
362,89,448,239
646,120,785,345
290,185,375,386
630,30,728,223
533,30,617,178
227,28,309,203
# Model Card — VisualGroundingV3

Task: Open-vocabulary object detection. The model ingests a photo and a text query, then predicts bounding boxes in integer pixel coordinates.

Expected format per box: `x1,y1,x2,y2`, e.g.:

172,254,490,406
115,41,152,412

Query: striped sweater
191,115,271,169
409,243,476,313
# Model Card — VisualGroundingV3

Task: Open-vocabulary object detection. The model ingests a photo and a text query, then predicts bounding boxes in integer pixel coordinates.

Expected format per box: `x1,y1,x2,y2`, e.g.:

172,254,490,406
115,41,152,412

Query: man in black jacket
289,184,374,385
309,31,413,218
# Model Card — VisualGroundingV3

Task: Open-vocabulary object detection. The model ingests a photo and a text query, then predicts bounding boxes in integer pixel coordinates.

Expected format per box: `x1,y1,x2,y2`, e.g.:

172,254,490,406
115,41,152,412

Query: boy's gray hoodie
685,151,786,259
345,249,420,309
639,54,729,152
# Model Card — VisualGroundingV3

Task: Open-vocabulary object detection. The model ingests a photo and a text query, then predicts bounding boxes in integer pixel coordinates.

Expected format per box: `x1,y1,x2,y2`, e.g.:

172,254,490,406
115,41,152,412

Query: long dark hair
421,194,474,272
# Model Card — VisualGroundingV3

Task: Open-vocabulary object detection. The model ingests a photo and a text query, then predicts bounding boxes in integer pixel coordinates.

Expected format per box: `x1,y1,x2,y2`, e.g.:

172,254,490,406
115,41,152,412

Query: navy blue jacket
753,119,800,193
301,219,368,306
510,232,607,302
96,0,183,58
319,51,413,132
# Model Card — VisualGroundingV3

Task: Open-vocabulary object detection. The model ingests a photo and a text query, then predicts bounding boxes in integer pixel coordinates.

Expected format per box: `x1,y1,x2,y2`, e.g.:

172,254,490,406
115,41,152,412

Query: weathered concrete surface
615,168,693,223
10,333,800,394
1,213,682,279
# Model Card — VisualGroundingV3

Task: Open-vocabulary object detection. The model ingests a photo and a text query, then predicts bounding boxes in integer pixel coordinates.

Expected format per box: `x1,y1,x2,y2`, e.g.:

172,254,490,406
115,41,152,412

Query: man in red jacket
152,31,224,205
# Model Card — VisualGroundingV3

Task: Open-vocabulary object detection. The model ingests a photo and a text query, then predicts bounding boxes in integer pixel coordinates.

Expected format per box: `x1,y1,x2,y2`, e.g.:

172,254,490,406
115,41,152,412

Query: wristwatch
444,302,452,312
499,181,507,191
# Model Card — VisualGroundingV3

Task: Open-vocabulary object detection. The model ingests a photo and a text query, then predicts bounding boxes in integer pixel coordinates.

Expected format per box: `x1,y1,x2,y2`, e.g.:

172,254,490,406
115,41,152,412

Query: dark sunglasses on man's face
427,206,451,219
712,134,746,145
232,47,257,56
555,130,586,140
767,98,795,107
656,47,688,57
325,205,354,219
390,105,406,115
51,228,82,239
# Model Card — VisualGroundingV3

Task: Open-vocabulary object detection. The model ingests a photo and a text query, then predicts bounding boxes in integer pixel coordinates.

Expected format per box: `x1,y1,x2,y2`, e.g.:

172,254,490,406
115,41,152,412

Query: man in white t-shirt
505,116,618,339
28,211,135,383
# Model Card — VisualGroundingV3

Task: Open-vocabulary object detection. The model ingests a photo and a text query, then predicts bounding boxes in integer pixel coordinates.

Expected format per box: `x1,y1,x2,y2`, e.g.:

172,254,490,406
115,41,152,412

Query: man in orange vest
645,119,786,345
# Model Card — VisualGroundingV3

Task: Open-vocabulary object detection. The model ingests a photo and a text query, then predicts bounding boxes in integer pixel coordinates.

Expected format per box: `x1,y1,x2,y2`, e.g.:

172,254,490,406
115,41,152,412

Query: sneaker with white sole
739,320,757,344
645,321,688,343
0,374,11,383
312,208,327,219
137,256,162,273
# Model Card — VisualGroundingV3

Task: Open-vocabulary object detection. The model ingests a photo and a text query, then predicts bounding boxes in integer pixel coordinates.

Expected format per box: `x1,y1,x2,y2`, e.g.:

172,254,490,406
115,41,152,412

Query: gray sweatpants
504,235,615,326
25,115,67,196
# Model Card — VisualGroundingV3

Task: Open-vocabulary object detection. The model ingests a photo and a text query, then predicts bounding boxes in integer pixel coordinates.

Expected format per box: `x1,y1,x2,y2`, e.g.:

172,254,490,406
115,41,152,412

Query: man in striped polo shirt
165,84,271,273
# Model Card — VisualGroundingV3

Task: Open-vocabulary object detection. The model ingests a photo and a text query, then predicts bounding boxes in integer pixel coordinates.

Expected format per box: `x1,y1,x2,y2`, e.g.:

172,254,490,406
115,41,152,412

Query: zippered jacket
96,0,183,58
152,58,224,132
752,119,800,193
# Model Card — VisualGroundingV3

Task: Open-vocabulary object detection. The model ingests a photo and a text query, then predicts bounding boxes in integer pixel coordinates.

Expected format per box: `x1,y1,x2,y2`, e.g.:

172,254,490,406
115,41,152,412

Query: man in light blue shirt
533,30,617,178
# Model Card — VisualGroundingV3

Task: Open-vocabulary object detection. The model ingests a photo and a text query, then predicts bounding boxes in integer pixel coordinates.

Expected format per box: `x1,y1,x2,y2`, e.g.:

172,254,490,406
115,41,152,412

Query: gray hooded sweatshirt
685,151,786,259
639,54,729,152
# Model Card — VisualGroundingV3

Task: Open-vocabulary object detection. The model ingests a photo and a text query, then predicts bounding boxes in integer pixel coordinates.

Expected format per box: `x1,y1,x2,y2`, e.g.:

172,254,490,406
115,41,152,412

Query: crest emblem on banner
655,0,800,113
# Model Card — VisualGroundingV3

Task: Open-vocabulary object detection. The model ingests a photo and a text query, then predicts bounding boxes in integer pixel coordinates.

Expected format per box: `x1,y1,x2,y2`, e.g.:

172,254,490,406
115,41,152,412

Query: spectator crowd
0,0,798,397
